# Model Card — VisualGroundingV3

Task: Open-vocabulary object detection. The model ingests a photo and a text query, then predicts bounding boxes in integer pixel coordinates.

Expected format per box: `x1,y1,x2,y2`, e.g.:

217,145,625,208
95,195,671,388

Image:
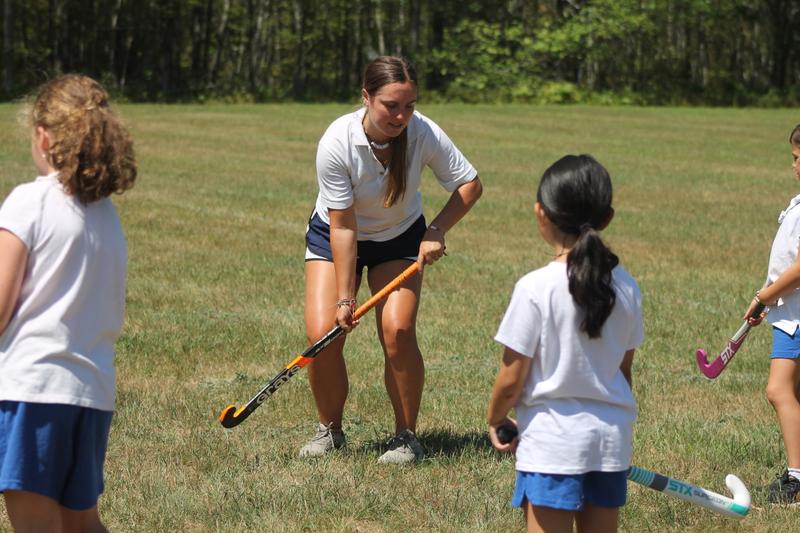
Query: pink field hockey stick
696,303,766,379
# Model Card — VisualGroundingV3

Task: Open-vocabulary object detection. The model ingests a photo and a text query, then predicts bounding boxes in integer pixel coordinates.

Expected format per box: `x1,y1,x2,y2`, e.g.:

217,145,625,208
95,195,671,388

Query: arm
487,346,531,453
744,248,800,325
418,177,483,267
329,206,359,332
620,349,635,388
0,229,27,334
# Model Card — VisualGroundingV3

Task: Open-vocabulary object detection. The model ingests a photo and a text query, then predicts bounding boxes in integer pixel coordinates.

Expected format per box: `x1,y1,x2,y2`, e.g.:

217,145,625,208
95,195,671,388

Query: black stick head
218,404,248,428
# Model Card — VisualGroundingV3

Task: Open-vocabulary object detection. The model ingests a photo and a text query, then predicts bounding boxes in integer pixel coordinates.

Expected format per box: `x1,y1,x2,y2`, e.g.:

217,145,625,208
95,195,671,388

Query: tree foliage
0,0,798,105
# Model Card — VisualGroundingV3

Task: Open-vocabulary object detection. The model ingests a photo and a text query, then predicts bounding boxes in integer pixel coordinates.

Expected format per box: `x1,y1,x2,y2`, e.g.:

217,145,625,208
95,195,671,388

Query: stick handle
750,302,766,318
287,261,421,370
731,302,766,343
353,262,421,319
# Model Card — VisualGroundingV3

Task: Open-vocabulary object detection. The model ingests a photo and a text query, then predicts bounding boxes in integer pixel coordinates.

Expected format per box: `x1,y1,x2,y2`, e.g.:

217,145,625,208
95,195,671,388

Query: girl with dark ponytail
487,155,643,532
536,154,619,338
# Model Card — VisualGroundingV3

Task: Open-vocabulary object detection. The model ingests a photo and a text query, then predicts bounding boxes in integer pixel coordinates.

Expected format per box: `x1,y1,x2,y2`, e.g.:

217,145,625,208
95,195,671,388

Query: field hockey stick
495,426,750,519
627,466,750,519
218,261,421,429
695,303,766,379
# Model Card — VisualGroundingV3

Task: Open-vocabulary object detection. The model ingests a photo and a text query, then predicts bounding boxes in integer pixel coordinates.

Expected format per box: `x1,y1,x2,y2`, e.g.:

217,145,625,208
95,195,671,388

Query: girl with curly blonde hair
0,74,136,532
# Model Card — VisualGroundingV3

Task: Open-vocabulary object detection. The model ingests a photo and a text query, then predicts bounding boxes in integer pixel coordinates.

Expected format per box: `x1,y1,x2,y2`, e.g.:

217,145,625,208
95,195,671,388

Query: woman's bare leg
368,260,423,434
304,260,360,430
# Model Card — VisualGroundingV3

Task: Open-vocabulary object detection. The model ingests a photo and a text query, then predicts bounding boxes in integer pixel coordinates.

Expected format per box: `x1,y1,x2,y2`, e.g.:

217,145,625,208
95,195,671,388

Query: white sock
787,468,800,480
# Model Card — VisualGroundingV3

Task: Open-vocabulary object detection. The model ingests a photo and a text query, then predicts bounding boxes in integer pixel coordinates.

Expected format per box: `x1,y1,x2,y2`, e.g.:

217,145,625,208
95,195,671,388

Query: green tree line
1,0,799,105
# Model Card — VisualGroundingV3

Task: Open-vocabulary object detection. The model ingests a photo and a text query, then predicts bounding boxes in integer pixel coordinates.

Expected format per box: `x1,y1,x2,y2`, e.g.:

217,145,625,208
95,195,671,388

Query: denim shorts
771,326,800,359
0,401,113,510
305,211,426,275
511,470,628,511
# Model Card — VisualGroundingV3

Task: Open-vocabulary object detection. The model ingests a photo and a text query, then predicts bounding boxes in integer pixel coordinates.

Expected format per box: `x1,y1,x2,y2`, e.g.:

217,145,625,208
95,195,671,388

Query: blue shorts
771,326,800,359
305,211,426,275
0,401,113,510
511,470,628,511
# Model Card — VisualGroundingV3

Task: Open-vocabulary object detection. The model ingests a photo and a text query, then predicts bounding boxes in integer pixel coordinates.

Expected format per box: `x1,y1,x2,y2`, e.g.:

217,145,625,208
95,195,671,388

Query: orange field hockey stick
218,261,421,428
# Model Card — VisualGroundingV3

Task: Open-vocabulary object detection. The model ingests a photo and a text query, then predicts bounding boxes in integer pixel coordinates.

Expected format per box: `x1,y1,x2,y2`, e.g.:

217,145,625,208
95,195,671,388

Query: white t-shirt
314,108,478,241
0,173,127,411
495,262,644,474
766,193,800,335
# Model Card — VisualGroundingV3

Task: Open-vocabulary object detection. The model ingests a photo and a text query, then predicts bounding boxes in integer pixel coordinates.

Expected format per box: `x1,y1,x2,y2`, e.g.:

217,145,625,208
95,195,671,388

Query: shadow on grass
361,428,494,458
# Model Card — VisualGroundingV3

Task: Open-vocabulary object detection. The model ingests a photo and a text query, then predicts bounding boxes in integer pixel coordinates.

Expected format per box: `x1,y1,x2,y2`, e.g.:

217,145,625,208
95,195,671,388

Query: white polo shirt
766,193,800,335
314,108,478,241
495,262,644,474
0,173,127,411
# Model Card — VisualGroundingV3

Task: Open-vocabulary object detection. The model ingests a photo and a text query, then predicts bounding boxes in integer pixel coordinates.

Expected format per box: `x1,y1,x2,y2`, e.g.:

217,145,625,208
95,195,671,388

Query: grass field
0,102,797,532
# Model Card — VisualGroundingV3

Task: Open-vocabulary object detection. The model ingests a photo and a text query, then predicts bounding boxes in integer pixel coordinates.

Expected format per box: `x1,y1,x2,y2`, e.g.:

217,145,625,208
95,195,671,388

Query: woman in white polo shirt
300,56,482,464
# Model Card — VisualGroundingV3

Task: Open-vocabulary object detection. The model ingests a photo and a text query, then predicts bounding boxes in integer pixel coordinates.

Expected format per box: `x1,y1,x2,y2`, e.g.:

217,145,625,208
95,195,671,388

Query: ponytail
537,154,618,338
567,225,619,338
383,127,408,207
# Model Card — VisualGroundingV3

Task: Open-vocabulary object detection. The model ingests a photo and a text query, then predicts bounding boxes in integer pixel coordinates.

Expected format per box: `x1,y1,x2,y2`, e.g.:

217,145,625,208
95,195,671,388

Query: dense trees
1,0,798,105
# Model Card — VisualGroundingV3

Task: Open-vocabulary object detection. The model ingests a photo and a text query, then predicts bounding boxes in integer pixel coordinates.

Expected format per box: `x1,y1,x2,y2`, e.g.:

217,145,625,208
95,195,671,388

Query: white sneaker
377,429,424,464
298,422,346,458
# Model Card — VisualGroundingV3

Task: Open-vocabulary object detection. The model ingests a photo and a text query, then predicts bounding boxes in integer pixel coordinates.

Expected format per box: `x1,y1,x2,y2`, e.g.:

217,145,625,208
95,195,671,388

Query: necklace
369,139,391,150
363,117,391,150
554,250,569,259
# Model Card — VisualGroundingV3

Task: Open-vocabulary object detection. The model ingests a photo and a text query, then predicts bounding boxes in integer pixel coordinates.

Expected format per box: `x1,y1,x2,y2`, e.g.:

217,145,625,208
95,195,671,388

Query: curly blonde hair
31,74,137,204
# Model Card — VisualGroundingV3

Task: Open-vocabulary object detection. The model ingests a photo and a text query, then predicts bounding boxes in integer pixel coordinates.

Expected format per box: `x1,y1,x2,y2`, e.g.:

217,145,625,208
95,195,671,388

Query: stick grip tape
627,466,667,490
749,302,766,319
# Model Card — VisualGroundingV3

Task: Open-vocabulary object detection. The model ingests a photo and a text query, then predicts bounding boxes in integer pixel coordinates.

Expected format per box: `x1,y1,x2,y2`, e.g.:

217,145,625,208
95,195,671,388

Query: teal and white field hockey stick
627,465,750,519
496,426,751,519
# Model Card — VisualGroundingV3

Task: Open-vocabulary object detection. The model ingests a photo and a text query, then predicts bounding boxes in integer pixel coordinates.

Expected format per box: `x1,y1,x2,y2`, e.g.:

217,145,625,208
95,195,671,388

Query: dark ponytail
537,155,618,338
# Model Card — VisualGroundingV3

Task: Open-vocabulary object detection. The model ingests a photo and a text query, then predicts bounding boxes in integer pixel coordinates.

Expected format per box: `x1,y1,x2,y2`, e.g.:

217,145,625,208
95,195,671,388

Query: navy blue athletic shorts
305,211,425,275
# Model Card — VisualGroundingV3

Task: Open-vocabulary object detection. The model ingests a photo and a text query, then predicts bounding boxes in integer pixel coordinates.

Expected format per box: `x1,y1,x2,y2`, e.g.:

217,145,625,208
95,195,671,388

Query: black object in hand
496,424,518,444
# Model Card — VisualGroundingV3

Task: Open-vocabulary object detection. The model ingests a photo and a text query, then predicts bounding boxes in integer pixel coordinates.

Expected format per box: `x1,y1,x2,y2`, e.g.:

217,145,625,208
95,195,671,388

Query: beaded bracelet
336,298,357,310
